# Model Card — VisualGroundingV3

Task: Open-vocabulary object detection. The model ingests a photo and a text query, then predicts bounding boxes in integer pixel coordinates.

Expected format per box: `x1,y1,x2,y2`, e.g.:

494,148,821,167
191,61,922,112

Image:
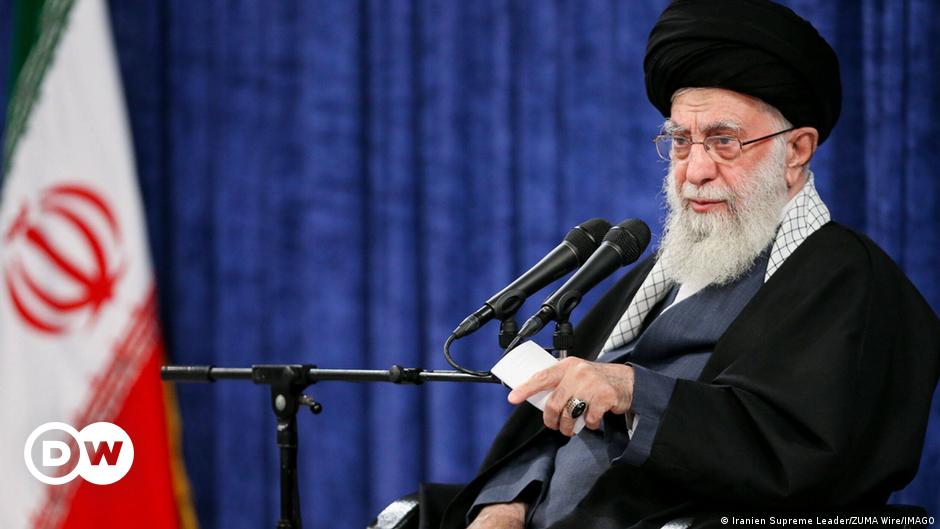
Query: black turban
644,0,842,144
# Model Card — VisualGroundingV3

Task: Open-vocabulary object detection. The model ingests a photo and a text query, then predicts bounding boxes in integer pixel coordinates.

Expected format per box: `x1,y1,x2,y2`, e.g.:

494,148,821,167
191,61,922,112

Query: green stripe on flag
9,0,46,91
2,0,76,181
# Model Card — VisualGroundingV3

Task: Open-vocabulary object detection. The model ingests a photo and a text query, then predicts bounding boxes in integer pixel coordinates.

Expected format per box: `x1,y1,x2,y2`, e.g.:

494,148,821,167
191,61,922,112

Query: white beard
657,142,790,290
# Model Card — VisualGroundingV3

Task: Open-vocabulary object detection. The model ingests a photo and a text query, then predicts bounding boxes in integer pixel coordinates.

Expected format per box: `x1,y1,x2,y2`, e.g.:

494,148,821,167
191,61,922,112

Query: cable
443,334,494,378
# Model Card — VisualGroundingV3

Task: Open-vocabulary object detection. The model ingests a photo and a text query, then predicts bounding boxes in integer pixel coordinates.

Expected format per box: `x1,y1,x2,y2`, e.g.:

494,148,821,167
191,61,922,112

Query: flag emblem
3,183,125,335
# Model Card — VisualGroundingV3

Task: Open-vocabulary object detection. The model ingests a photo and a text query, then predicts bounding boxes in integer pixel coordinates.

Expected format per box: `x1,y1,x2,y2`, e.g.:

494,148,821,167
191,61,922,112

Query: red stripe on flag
30,289,191,529
57,347,180,529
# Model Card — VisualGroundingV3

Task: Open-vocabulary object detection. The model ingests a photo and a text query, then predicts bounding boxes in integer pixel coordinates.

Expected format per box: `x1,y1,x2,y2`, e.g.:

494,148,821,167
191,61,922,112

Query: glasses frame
654,127,796,164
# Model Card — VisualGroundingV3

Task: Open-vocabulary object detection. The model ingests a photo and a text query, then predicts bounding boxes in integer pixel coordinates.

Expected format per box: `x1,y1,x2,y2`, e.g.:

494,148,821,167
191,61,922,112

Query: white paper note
491,341,585,434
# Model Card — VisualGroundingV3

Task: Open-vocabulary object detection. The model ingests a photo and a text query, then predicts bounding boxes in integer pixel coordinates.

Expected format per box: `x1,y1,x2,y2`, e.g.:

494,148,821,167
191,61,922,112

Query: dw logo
24,422,134,485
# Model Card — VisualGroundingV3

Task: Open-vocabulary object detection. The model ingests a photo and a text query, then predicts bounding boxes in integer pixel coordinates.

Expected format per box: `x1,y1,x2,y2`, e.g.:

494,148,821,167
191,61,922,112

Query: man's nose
684,144,719,186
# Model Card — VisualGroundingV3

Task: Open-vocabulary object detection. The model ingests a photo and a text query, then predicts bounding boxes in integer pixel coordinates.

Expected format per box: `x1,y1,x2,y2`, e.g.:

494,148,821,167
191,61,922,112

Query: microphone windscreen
579,217,613,243
564,218,612,263
604,219,652,264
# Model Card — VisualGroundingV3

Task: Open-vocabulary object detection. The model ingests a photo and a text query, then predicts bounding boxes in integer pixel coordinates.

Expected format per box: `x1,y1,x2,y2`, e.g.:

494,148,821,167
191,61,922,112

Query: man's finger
584,404,606,430
507,364,564,404
542,387,571,431
558,412,576,436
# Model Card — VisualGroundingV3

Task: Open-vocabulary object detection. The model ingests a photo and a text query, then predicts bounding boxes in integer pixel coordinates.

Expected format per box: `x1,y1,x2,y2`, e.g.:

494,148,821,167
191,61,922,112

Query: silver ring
565,397,588,419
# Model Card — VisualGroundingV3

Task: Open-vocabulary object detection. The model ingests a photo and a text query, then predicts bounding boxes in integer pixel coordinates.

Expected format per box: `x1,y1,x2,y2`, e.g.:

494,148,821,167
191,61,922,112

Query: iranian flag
0,0,196,528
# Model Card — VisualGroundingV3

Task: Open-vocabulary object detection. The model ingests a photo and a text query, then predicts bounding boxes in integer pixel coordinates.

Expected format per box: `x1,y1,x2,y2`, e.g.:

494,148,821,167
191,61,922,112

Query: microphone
451,218,612,339
511,218,651,345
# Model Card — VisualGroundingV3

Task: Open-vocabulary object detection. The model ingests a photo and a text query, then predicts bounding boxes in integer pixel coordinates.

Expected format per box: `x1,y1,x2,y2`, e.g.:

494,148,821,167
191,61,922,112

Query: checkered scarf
600,172,830,353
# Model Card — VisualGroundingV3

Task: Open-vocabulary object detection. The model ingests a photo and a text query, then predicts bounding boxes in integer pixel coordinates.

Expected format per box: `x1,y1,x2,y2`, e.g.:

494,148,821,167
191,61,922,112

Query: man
421,1,940,528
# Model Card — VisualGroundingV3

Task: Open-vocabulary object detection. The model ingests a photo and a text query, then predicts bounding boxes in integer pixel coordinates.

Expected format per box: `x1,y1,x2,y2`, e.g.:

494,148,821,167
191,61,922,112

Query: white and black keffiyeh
601,173,830,354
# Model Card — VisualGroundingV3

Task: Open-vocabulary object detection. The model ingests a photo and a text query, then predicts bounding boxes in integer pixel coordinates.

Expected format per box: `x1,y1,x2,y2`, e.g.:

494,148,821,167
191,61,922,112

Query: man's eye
672,137,691,146
712,136,736,146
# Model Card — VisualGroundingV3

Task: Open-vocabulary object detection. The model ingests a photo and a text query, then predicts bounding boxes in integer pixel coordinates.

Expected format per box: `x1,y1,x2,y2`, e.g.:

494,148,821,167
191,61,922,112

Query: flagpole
161,364,499,529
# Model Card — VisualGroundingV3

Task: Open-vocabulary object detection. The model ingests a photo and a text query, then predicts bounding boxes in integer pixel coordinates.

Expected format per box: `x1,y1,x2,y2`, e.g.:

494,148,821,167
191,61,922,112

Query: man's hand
508,357,635,436
467,501,526,529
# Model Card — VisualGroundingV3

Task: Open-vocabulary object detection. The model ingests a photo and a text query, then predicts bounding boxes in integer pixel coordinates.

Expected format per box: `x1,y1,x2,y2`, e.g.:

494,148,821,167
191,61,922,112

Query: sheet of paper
491,341,585,434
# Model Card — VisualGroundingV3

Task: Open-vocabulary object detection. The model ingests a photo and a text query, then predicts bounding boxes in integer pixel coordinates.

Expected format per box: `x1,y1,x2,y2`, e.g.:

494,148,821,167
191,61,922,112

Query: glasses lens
704,136,741,161
656,136,690,161
655,136,671,160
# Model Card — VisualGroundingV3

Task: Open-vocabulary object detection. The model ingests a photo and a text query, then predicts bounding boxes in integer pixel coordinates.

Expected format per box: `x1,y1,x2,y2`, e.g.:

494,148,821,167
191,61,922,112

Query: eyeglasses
653,127,795,164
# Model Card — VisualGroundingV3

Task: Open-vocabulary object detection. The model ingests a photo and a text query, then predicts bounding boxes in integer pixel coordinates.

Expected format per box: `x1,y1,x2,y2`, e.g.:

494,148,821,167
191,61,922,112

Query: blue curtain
2,1,938,528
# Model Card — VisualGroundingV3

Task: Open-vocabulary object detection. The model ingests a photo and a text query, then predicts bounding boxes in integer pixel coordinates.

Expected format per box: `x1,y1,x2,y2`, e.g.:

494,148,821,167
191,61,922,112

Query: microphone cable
443,333,494,378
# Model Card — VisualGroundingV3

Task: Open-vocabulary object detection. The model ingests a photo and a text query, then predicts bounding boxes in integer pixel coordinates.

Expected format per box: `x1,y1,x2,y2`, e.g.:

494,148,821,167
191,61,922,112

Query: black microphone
511,218,652,345
451,218,612,339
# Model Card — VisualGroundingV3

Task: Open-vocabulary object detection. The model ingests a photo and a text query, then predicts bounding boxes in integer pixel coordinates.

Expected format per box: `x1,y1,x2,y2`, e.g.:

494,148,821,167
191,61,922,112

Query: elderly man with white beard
657,89,798,293
420,1,940,529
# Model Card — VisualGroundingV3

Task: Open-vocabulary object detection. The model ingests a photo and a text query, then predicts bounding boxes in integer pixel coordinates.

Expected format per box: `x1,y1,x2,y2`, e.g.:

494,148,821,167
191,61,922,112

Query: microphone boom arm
161,362,499,529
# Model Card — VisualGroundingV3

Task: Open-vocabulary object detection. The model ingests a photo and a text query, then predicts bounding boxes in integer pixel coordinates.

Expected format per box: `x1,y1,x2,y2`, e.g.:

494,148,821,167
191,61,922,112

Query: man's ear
785,127,818,187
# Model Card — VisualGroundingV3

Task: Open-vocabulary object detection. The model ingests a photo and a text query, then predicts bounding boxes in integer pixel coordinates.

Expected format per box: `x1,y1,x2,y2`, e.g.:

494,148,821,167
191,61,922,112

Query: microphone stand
498,318,519,350
161,364,499,529
552,319,575,359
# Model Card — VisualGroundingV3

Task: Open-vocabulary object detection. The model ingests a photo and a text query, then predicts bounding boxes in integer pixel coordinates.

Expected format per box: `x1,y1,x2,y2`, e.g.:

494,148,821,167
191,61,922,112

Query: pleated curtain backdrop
1,1,938,528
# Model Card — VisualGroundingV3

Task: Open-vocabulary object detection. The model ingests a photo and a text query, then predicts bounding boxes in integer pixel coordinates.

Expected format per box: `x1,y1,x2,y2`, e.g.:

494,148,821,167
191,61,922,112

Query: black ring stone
570,401,587,418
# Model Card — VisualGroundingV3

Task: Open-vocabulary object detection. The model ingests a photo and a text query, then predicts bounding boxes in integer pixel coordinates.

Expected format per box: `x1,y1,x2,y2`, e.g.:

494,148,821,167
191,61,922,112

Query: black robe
427,222,940,529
